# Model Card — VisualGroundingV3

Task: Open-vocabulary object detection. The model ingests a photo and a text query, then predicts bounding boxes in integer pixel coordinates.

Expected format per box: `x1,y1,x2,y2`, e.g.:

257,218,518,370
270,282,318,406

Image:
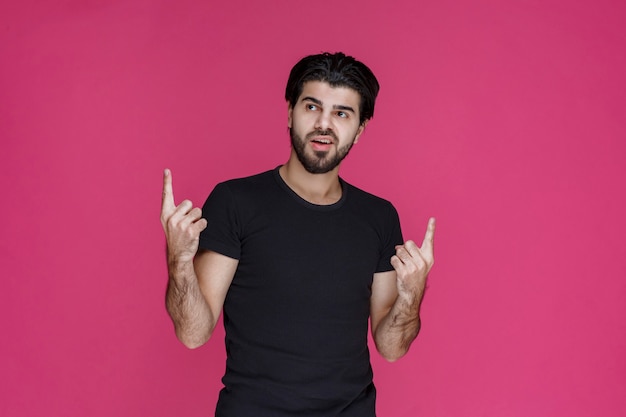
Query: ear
287,102,293,129
353,120,369,145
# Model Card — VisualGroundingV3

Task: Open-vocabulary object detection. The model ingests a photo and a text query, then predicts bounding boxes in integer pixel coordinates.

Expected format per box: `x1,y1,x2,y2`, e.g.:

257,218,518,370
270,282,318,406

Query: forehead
299,81,361,110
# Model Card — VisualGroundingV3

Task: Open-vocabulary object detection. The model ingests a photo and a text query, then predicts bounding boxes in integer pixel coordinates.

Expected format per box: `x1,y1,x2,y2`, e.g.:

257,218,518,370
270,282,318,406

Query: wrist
398,284,424,302
167,255,195,280
396,288,424,313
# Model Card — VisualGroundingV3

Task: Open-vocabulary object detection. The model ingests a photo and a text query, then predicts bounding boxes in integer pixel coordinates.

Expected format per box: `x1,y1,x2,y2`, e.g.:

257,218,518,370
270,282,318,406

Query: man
160,52,435,416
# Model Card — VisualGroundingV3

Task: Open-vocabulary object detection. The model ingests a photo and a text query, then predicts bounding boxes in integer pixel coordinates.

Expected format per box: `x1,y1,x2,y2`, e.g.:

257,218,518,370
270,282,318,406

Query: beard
290,128,356,174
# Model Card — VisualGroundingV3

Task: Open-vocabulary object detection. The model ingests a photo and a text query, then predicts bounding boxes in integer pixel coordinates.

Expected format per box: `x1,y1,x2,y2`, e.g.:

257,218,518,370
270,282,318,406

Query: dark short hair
285,52,380,125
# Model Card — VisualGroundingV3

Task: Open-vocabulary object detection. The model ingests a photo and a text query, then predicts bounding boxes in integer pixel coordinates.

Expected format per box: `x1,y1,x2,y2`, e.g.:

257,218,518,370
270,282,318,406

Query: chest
230,205,382,317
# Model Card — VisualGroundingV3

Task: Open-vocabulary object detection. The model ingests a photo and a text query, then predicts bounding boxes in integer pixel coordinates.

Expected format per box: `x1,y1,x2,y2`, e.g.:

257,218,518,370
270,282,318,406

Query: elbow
379,349,407,363
180,338,205,349
175,327,212,349
374,339,408,362
375,329,420,363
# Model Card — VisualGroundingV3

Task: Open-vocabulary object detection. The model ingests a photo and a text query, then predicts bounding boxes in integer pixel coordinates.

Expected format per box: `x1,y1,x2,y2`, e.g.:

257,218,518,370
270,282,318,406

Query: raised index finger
161,168,175,214
421,217,436,251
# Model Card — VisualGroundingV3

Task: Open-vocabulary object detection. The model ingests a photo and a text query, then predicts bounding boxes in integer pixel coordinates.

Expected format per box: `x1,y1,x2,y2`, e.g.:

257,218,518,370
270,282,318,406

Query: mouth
309,136,334,151
310,136,333,145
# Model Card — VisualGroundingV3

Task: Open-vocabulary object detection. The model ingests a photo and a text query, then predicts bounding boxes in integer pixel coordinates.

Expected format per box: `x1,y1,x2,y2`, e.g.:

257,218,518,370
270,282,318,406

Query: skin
161,80,435,360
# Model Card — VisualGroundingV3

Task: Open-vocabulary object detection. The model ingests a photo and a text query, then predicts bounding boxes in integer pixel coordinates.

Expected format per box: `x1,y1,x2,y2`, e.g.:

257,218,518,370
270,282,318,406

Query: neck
279,152,343,205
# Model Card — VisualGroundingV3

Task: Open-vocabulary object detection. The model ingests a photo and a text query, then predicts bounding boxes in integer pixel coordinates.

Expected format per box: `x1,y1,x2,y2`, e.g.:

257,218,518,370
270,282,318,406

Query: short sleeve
198,182,242,259
375,203,403,273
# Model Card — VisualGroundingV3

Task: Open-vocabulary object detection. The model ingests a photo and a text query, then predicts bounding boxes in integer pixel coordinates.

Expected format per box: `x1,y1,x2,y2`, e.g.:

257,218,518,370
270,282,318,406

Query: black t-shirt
199,167,403,417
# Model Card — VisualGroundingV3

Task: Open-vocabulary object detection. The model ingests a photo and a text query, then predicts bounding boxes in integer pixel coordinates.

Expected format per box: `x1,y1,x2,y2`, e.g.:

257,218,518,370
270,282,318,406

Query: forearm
166,258,214,349
374,292,423,362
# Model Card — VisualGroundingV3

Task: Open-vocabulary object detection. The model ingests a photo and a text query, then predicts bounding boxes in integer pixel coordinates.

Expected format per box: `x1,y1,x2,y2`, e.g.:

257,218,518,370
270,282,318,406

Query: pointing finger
161,169,175,214
421,217,436,252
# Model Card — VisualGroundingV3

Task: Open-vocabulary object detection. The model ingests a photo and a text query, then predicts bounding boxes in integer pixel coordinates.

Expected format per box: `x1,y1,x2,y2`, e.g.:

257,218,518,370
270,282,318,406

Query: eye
306,104,318,111
336,111,348,118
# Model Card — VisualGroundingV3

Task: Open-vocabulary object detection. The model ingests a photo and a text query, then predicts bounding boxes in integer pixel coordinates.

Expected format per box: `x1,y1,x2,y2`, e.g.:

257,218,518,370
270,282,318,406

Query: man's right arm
161,169,238,349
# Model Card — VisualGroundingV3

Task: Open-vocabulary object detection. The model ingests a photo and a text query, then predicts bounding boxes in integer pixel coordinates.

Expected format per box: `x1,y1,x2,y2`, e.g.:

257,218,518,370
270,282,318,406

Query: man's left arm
370,218,435,362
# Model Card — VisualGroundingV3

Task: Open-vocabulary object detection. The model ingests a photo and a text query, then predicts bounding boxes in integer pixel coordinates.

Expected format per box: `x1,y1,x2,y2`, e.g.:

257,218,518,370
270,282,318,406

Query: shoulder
343,179,396,211
342,179,402,235
217,168,275,191
210,169,277,200
206,168,280,213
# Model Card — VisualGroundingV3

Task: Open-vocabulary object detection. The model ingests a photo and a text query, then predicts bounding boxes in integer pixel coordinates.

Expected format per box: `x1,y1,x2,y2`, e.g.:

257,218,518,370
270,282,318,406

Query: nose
314,110,333,131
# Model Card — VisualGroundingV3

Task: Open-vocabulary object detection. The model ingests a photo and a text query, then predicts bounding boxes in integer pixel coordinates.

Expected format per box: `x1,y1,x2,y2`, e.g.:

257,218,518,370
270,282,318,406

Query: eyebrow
301,96,356,114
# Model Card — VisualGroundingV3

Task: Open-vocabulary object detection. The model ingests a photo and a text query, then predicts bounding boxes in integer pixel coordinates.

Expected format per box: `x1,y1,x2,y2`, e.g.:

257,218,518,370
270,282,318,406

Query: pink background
2,0,625,416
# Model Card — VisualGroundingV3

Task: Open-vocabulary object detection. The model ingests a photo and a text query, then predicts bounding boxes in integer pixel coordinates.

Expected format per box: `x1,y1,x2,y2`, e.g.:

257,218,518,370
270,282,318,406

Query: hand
390,217,436,301
160,169,208,263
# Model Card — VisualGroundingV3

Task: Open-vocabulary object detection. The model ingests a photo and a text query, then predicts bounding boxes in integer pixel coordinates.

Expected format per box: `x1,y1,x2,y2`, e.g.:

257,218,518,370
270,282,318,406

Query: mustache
305,130,338,141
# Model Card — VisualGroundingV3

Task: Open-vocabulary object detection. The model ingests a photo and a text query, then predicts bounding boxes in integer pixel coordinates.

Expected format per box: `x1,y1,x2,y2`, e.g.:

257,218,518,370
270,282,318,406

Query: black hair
285,52,380,125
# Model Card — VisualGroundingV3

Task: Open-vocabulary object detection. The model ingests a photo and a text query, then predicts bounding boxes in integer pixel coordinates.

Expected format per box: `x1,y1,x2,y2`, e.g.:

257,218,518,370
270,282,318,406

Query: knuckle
166,215,177,227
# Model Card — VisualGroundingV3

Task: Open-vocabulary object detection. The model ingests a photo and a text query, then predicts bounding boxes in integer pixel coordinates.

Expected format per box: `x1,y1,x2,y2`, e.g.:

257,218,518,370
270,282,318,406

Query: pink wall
2,1,625,416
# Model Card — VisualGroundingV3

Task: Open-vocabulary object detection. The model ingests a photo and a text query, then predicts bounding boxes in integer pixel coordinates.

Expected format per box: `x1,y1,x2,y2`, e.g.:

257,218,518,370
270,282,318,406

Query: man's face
288,81,366,174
